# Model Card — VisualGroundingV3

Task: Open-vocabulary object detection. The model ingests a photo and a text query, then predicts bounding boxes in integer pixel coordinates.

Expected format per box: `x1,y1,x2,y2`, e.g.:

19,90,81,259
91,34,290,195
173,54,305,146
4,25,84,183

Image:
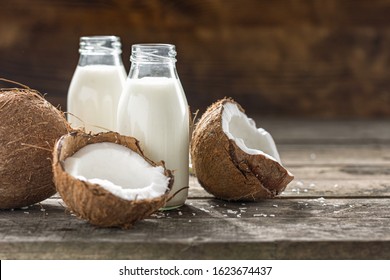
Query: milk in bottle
117,44,189,209
67,36,126,133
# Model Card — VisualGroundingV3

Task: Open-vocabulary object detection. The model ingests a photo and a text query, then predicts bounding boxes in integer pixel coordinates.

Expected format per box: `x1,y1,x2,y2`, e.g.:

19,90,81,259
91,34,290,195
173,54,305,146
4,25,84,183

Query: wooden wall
1,0,390,118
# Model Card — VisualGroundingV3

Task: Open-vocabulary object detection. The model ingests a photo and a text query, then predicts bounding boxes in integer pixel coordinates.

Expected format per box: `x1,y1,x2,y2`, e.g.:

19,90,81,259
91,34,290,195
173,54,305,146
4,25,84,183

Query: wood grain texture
1,198,389,259
1,120,390,259
1,0,390,117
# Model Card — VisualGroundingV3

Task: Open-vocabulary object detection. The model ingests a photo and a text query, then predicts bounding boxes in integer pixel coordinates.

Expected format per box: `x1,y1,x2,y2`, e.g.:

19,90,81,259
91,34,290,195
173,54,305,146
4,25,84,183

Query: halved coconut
191,98,294,201
52,131,173,228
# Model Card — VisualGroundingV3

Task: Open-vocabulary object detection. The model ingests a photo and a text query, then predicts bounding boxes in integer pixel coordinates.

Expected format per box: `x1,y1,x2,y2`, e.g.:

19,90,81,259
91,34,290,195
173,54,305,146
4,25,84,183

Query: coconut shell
191,98,294,201
52,131,174,229
0,88,69,209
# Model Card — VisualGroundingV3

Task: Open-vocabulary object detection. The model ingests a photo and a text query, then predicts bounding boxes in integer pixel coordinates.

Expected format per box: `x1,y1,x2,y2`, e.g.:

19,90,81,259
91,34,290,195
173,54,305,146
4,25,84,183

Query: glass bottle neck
129,62,177,79
78,36,123,66
128,44,178,79
78,54,124,66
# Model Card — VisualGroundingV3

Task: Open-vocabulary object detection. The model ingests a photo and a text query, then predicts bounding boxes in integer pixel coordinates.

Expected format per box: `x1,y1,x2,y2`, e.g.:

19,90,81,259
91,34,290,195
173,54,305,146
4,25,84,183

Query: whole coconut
191,98,294,201
0,86,69,209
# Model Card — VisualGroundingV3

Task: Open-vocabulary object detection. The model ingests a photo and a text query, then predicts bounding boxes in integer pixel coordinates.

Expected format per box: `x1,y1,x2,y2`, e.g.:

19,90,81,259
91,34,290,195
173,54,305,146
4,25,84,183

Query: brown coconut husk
190,98,294,201
52,131,174,229
0,85,69,209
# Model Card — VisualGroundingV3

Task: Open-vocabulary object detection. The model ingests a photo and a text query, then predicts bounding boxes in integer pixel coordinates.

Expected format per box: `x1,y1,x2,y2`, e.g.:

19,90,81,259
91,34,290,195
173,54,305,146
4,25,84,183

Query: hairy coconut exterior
191,98,294,201
52,131,174,229
0,88,69,209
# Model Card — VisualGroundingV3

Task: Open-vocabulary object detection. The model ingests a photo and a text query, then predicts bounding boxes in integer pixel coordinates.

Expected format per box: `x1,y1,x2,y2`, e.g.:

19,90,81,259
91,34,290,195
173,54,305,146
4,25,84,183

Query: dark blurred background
1,0,390,118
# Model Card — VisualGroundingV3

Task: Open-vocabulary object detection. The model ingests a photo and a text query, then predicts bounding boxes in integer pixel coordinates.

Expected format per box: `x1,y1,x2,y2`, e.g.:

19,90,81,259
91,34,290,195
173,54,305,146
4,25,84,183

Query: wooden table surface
1,119,390,259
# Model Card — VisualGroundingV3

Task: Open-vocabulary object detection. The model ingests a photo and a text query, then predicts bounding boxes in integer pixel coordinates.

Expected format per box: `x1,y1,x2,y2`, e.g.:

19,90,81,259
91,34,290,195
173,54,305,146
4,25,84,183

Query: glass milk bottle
67,36,127,133
117,44,189,209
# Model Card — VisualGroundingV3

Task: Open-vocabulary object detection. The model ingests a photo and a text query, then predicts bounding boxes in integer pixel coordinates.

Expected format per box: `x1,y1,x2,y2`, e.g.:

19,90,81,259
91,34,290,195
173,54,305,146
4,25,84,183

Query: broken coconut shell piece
52,131,173,228
191,98,294,201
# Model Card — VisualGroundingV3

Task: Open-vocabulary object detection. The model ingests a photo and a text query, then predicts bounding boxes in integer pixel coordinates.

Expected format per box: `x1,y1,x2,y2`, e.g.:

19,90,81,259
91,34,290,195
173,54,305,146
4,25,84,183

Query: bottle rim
131,43,177,63
79,35,122,54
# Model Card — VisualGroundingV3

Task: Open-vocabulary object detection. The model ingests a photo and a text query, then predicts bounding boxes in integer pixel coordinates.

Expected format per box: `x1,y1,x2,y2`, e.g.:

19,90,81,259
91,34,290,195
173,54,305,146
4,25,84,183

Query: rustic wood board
189,176,390,198
1,197,389,259
260,120,390,144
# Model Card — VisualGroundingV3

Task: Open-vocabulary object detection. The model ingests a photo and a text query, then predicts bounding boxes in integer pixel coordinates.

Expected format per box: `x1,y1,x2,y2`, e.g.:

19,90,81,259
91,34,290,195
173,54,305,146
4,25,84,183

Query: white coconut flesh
63,142,170,200
222,102,281,163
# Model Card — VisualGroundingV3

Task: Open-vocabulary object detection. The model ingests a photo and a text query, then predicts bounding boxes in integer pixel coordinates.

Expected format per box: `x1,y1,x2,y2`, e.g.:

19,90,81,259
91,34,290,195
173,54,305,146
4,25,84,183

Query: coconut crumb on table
253,213,267,217
296,181,304,187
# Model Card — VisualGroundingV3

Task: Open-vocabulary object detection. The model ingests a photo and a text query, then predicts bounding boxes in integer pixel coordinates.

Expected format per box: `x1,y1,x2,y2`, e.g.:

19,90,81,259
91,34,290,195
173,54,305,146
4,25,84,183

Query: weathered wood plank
2,240,389,260
258,120,390,144
0,197,389,259
189,176,390,198
287,165,390,180
279,144,390,165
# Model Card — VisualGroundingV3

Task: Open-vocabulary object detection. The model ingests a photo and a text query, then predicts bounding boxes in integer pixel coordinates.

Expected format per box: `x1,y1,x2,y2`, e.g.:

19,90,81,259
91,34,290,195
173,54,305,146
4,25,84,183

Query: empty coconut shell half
191,98,294,201
52,131,173,228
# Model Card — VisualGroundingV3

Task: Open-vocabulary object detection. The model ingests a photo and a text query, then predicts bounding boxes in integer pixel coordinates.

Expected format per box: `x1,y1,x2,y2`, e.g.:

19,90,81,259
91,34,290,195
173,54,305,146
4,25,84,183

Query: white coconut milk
67,65,126,133
117,77,189,208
